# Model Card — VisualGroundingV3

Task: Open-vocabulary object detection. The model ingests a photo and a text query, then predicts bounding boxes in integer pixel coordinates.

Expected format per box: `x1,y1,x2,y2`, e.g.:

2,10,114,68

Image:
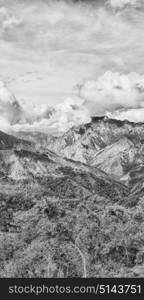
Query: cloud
0,81,23,125
0,71,144,133
2,15,22,31
78,71,144,116
0,1,144,132
0,80,90,134
1,0,144,108
0,6,22,33
15,96,90,133
2,70,144,134
107,0,144,10
54,97,90,132
1,70,144,134
106,108,144,122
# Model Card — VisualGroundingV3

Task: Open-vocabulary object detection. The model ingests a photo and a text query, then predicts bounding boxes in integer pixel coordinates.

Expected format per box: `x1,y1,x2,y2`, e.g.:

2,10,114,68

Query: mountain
46,117,144,185
12,130,57,151
0,130,34,151
11,116,144,187
0,119,144,278
0,130,127,201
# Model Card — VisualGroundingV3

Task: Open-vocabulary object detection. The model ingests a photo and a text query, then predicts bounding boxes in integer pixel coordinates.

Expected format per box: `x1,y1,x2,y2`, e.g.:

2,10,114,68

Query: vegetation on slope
0,123,144,278
0,187,144,277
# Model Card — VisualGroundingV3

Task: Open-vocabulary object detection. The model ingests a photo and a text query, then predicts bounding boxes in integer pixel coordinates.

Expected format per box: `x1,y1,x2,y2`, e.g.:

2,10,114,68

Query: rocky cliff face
46,117,144,186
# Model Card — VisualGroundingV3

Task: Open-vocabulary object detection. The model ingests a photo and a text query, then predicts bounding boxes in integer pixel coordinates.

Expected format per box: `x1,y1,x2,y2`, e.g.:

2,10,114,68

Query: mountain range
0,117,144,277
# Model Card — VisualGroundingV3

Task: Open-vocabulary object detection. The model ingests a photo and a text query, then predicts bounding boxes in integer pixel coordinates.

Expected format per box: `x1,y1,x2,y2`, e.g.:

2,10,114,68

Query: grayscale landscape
0,0,144,278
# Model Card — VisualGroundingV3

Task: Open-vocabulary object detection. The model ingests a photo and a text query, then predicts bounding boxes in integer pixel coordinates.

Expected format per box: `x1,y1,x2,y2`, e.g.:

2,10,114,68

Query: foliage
0,179,144,278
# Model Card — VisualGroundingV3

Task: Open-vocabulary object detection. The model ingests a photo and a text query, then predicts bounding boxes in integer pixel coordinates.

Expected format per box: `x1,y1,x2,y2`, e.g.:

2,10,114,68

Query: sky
0,0,144,104
0,0,144,133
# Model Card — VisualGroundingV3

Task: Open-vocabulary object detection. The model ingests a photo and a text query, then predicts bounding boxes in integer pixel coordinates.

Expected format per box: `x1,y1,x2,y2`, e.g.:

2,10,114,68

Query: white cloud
0,7,7,18
106,108,144,122
0,80,90,133
107,0,144,10
2,15,22,31
1,0,144,107
0,6,22,33
79,71,144,116
2,70,144,134
0,81,23,124
1,70,144,134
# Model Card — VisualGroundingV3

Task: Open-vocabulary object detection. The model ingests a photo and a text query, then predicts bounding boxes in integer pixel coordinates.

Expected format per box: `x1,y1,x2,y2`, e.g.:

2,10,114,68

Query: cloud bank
79,71,144,124
79,71,144,115
0,80,90,133
107,0,144,10
1,0,144,133
1,71,144,134
106,108,144,123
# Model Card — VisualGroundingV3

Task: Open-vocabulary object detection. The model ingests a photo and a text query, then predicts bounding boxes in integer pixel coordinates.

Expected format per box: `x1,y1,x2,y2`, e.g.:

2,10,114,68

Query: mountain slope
93,137,136,183
46,117,144,185
0,128,144,278
0,130,34,151
0,147,128,202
